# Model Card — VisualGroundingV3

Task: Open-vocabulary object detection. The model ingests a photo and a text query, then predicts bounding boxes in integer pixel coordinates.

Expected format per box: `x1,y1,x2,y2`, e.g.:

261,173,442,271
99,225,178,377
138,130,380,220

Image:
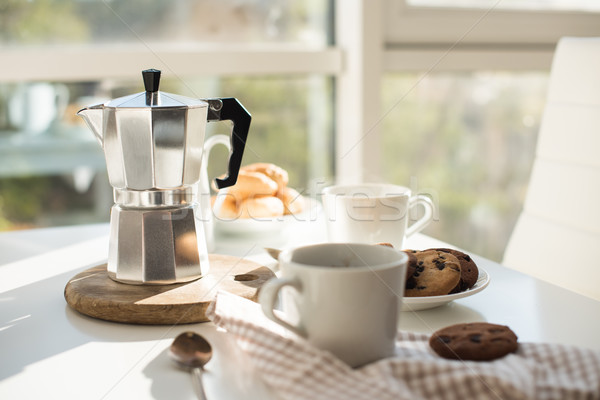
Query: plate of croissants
211,162,319,234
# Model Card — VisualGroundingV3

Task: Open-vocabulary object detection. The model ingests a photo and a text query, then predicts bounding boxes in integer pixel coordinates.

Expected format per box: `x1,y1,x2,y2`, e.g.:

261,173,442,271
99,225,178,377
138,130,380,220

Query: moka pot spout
77,104,104,145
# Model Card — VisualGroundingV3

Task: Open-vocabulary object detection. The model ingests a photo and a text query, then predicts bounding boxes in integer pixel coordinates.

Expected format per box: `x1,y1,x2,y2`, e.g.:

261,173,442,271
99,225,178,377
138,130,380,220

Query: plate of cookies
401,248,490,311
212,162,320,235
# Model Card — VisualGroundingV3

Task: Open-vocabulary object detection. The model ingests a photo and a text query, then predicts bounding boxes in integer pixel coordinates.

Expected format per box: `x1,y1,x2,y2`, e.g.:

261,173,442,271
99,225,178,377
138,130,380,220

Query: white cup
321,183,434,249
8,83,69,134
259,243,407,367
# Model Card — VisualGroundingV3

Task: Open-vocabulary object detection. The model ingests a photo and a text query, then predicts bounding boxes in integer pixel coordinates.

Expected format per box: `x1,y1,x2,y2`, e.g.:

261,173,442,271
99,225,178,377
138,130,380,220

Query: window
0,0,337,230
373,0,600,261
0,0,330,46
2,0,600,264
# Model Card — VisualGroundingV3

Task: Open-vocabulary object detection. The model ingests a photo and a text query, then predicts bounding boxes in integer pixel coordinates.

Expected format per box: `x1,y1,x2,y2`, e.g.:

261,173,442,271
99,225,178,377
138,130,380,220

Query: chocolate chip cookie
434,248,479,292
403,250,461,297
402,249,418,289
429,323,518,361
376,244,417,284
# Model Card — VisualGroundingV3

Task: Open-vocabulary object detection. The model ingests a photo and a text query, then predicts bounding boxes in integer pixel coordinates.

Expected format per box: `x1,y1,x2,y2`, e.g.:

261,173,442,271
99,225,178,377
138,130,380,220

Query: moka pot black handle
204,98,252,190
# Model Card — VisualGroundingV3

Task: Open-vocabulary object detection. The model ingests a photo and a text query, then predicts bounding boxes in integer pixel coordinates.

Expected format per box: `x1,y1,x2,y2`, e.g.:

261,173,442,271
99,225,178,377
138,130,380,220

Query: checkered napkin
206,291,600,400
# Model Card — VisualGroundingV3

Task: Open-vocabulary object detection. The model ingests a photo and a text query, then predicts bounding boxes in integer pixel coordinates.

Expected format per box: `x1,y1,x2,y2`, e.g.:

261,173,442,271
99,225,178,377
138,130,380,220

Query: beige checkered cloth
206,291,600,400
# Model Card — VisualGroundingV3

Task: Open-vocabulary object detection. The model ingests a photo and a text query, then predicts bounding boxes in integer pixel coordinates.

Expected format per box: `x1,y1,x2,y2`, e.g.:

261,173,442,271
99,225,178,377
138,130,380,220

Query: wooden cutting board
64,254,275,325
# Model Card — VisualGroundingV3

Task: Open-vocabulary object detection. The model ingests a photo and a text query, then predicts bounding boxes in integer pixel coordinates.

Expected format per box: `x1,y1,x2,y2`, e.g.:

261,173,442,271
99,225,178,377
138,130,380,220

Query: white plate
401,268,490,312
215,196,321,235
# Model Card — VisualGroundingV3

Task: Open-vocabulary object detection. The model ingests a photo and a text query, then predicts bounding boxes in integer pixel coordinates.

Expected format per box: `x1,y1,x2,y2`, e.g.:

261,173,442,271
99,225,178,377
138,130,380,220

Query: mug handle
405,195,434,237
202,134,231,173
259,277,306,338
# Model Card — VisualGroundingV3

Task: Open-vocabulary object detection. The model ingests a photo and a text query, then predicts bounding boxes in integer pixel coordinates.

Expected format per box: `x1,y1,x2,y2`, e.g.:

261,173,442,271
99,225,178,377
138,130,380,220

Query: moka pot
78,69,251,285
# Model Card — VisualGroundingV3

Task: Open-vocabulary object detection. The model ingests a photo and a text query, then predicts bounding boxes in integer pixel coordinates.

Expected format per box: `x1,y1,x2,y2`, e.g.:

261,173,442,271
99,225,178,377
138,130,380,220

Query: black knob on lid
142,69,161,93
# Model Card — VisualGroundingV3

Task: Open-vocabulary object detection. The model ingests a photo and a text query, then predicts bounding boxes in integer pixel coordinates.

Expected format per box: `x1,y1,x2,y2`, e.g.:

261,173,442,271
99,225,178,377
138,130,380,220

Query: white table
1,221,600,400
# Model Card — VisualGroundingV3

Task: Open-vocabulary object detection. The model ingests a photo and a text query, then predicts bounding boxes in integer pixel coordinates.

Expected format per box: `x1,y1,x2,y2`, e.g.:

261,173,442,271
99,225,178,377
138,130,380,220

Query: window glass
0,0,329,46
381,72,547,261
0,0,332,231
0,75,333,230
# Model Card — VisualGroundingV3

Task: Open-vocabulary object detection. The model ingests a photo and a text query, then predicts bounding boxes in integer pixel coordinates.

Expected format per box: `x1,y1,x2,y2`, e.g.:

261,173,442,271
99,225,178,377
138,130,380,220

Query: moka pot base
107,188,209,285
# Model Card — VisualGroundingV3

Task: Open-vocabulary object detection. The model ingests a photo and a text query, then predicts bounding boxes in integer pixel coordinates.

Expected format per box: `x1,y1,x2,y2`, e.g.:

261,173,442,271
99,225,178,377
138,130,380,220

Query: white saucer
401,268,490,312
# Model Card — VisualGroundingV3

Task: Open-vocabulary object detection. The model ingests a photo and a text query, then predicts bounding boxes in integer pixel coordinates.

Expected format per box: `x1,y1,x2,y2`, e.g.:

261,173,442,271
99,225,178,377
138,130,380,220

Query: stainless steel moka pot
78,69,251,285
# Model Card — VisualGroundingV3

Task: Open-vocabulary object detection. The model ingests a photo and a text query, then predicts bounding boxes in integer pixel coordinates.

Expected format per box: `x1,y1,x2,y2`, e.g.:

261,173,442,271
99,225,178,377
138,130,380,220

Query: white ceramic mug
259,243,407,367
321,183,434,249
8,83,69,134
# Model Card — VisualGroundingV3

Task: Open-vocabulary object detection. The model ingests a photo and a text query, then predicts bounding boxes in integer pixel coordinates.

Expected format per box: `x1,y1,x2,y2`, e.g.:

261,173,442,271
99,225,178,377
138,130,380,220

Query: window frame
381,0,600,72
385,0,600,46
1,45,342,82
333,0,600,182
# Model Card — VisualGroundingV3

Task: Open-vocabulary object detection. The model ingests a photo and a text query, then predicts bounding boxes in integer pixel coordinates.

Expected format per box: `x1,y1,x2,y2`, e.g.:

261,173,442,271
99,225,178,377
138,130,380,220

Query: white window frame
384,0,600,71
334,0,600,182
1,45,342,82
385,0,600,46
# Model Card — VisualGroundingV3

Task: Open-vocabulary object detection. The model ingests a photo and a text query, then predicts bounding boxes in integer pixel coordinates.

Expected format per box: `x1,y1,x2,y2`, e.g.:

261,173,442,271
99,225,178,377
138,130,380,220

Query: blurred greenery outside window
381,72,548,261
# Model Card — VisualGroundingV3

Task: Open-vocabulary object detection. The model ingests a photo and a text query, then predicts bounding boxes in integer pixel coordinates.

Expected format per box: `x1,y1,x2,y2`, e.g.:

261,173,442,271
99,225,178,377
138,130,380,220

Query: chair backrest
502,37,600,301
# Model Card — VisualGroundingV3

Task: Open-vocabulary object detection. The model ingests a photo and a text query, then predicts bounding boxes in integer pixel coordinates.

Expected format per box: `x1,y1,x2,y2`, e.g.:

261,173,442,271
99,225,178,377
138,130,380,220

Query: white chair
502,37,600,301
